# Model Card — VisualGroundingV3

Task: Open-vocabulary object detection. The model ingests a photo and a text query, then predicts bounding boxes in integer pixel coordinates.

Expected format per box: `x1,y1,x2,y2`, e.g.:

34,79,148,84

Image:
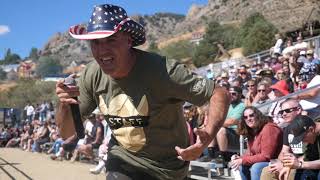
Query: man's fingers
59,98,79,104
175,145,201,161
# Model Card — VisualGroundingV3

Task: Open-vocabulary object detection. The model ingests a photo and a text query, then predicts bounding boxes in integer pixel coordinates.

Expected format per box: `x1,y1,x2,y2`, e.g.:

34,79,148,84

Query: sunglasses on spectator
230,92,238,96
240,72,246,75
258,89,266,92
279,107,299,115
247,84,255,87
243,113,255,119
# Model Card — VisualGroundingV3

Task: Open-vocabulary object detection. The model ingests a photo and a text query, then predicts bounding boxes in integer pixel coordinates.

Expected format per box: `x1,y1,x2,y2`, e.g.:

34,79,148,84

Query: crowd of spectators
0,103,111,175
187,34,320,179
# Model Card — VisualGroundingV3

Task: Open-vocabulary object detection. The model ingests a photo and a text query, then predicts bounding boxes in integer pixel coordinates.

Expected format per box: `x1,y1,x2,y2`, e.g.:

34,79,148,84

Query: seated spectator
5,127,22,148
298,51,319,83
268,80,289,126
213,86,245,163
238,65,251,88
244,79,257,106
50,134,79,160
0,126,12,147
275,69,286,81
72,112,104,161
306,49,320,65
282,38,295,58
47,132,63,155
230,106,282,180
260,99,303,180
33,121,50,152
20,123,34,150
252,82,272,115
295,74,320,119
206,69,214,80
279,116,320,180
183,102,198,145
90,125,112,174
294,36,308,52
230,76,243,88
228,68,238,82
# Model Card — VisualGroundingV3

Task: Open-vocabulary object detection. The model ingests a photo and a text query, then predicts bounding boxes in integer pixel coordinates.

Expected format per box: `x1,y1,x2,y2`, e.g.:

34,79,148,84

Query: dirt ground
0,148,105,180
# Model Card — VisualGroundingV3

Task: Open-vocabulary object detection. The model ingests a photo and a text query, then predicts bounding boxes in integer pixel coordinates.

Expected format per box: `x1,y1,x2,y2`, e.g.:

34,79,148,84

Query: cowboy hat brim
69,18,145,46
69,28,115,40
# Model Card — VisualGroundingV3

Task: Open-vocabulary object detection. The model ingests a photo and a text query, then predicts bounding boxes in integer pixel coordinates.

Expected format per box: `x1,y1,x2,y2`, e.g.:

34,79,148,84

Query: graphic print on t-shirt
98,94,149,152
288,134,304,154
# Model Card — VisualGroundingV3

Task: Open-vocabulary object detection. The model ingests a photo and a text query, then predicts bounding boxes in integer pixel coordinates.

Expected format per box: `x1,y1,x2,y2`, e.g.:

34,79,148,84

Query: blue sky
0,0,207,59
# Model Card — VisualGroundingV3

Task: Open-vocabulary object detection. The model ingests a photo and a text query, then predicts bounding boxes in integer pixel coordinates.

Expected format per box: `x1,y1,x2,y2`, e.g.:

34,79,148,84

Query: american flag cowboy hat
69,4,146,47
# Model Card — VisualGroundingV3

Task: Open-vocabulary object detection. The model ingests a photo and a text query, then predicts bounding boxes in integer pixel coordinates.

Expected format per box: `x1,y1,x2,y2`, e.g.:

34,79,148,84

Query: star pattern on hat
70,4,145,46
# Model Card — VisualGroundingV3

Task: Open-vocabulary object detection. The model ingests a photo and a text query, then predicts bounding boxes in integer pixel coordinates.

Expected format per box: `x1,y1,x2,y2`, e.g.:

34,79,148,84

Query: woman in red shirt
230,106,283,180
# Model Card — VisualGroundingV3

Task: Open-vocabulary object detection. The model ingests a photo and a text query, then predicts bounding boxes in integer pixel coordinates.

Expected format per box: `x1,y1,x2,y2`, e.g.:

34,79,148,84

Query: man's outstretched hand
175,128,212,161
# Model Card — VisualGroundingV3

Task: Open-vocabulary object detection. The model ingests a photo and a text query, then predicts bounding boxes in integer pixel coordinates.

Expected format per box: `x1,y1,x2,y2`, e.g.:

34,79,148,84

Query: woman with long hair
230,106,283,180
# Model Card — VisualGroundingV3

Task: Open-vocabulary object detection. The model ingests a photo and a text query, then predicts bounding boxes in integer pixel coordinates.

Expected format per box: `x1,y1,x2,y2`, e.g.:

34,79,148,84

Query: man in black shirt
280,115,320,180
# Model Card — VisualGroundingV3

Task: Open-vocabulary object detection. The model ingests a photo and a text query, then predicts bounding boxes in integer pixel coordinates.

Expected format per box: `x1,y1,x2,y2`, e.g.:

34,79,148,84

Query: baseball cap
287,115,315,144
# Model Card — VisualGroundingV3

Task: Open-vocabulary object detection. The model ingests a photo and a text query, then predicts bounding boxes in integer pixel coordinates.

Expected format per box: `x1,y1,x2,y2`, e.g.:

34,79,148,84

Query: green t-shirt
78,49,215,179
226,102,245,129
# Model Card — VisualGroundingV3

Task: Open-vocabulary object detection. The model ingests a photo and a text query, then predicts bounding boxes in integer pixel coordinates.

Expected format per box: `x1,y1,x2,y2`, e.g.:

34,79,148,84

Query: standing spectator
48,102,55,121
230,107,282,180
25,103,34,123
39,102,48,122
270,33,283,57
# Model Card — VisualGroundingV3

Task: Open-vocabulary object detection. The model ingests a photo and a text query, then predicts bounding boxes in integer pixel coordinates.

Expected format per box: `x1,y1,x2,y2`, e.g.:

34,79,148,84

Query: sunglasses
279,107,299,115
258,89,266,92
247,84,255,87
240,72,246,75
230,92,238,96
243,113,255,119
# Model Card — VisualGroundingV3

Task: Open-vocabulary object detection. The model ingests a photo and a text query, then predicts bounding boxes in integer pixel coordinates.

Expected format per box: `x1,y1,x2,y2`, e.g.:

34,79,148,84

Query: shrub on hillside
0,79,57,108
235,13,278,55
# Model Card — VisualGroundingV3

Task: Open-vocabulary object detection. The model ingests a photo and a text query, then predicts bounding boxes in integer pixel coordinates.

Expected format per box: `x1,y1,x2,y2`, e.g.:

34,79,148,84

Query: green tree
235,13,278,55
0,79,56,108
1,48,21,64
29,47,39,61
192,21,237,67
0,68,7,80
36,56,63,78
160,40,194,60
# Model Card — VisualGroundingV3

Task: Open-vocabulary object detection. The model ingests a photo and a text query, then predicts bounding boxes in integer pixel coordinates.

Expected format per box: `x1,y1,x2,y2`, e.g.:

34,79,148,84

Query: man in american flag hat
55,4,230,180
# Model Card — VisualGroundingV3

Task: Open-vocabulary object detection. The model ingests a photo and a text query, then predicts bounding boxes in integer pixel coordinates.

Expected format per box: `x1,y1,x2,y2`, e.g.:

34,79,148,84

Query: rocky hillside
41,0,320,66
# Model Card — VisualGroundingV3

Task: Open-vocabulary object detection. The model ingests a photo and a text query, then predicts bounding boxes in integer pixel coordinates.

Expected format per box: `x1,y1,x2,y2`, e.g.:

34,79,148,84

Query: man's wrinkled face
90,32,132,78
